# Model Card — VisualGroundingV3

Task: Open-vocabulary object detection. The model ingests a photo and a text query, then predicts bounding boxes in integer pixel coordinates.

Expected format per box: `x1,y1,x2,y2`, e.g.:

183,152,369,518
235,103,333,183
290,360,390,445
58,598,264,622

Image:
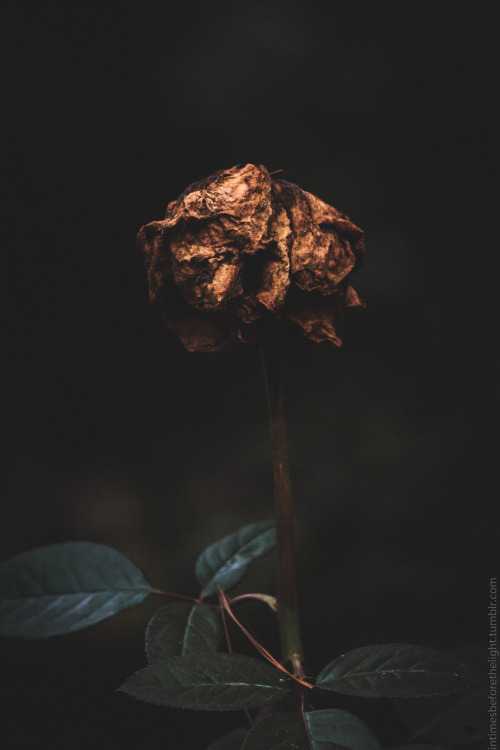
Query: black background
1,2,497,748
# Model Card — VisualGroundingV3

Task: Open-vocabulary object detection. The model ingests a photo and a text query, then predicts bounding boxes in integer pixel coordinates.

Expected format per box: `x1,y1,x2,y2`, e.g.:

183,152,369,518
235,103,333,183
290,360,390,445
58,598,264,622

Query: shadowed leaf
196,521,276,597
395,683,487,745
146,603,221,661
394,641,487,745
119,652,289,711
317,644,474,698
305,710,382,749
0,542,152,638
206,727,248,749
242,709,382,749
242,713,306,749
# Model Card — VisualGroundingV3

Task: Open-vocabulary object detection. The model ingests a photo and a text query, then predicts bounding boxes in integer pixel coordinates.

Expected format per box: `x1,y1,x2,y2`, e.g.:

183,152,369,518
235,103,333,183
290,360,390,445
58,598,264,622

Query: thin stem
261,341,304,672
216,588,254,728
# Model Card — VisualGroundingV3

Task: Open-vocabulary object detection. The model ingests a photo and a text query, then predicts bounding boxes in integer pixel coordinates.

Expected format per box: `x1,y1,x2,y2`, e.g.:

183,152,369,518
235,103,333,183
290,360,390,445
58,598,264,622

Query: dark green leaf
0,542,152,638
196,520,276,598
395,684,487,745
394,642,487,745
206,727,248,749
242,709,382,749
316,644,474,698
388,745,448,749
146,603,221,662
119,652,289,711
305,710,382,749
242,713,306,749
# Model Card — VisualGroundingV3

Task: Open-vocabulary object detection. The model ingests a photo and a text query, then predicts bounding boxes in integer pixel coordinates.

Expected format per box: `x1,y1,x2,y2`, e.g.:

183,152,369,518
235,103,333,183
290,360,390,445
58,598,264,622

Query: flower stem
261,342,303,673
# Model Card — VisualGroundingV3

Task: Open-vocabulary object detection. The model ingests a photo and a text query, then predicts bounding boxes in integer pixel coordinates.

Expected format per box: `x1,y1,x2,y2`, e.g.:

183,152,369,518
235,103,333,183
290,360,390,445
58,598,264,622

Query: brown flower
137,164,364,352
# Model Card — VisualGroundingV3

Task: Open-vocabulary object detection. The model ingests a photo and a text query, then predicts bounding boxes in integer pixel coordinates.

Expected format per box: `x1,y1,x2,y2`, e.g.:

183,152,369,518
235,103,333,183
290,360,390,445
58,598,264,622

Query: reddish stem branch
217,585,312,690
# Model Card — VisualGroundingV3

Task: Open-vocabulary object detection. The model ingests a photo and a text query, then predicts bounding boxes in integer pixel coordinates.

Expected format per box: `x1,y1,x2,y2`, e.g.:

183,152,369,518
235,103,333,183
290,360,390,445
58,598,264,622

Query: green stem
261,342,303,672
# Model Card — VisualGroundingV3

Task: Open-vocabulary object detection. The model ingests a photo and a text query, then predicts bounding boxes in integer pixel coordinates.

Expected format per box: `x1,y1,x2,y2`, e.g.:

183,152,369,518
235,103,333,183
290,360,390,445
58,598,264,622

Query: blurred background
1,1,497,747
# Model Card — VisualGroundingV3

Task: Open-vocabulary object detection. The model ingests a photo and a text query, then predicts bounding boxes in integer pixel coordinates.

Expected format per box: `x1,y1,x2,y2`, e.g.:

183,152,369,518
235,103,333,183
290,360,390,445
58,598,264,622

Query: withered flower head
137,164,364,352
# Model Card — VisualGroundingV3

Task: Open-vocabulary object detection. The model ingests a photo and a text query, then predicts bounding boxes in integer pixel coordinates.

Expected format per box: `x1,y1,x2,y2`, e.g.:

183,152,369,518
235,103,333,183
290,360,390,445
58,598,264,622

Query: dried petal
165,165,273,314
162,308,231,353
137,221,172,306
273,180,364,295
256,194,291,313
137,164,364,352
344,284,365,309
286,289,342,346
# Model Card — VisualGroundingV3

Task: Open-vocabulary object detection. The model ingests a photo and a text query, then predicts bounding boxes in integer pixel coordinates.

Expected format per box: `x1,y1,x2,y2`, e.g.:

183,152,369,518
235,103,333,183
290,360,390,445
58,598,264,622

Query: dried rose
137,164,364,352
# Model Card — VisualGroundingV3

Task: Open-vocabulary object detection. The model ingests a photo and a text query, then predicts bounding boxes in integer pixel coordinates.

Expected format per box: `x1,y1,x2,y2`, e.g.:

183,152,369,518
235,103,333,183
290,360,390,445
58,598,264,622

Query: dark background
1,1,497,748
